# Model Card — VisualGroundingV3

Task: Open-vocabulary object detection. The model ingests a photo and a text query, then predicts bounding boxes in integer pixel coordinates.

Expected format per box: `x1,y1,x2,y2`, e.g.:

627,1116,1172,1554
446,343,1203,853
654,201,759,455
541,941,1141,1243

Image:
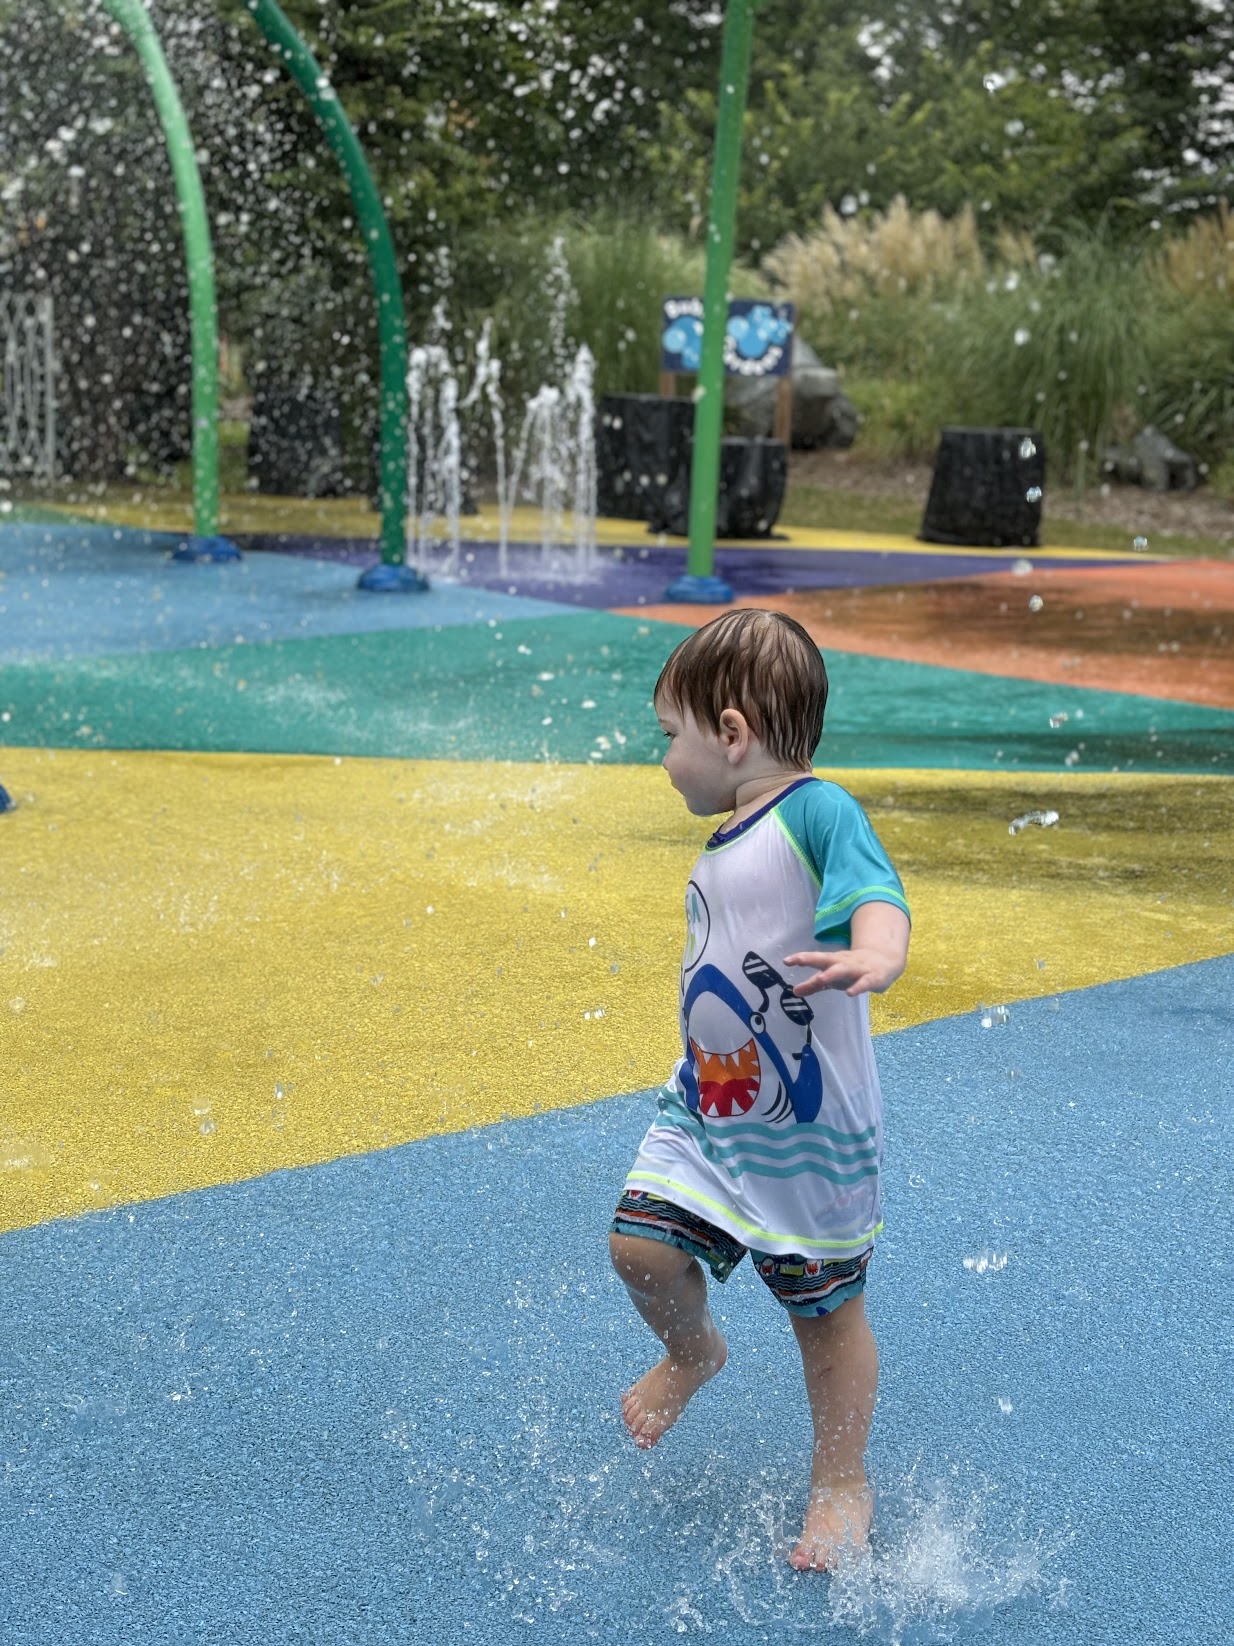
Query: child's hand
784,947,905,998
786,904,910,998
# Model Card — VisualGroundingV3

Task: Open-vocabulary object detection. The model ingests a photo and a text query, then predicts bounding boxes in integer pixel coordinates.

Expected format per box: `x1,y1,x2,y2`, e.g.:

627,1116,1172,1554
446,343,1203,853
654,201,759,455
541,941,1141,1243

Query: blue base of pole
662,573,734,604
0,783,15,814
357,562,430,593
172,535,243,563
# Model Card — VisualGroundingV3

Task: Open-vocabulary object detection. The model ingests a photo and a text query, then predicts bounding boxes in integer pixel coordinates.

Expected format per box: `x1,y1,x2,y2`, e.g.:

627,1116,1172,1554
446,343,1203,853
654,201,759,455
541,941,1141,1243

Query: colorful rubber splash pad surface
2,502,1232,1645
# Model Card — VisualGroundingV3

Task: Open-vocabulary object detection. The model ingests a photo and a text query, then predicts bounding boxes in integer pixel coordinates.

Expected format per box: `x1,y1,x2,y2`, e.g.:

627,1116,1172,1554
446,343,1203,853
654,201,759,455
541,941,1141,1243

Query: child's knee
609,1231,692,1292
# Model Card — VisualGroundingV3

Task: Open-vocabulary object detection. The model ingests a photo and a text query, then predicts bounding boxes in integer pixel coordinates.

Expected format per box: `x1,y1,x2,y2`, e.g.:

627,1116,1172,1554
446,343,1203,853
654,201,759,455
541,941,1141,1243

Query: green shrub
837,373,944,460
937,236,1157,483
453,208,1233,489
1142,291,1234,471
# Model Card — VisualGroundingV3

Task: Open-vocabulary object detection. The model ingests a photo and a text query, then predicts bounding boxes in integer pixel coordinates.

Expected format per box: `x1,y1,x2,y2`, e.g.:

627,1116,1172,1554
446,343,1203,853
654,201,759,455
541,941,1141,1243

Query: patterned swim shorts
611,1189,871,1319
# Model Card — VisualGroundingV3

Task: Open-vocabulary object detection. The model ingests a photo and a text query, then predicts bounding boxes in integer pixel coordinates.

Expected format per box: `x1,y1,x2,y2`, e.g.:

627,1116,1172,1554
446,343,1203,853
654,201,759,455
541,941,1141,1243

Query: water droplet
1132,535,1149,552
1048,712,1069,728
998,1396,1014,1415
1014,327,1031,346
963,1249,1010,1273
1008,809,1059,835
1028,594,1044,613
1011,558,1033,576
1019,437,1037,460
1025,486,1042,503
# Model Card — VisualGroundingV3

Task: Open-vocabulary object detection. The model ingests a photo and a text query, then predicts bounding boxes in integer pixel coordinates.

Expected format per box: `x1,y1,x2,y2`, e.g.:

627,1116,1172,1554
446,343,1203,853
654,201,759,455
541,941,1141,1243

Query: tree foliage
1,0,1231,481
651,0,1234,254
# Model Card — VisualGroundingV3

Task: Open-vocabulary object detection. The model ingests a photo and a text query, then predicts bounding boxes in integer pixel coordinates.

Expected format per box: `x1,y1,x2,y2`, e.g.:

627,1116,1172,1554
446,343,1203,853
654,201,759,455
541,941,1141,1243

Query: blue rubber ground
2,961,1230,1645
0,523,575,662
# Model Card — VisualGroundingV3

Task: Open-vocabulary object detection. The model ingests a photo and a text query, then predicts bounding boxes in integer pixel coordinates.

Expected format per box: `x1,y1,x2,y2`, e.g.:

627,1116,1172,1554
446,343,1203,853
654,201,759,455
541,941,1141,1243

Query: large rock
1102,425,1199,492
725,337,857,449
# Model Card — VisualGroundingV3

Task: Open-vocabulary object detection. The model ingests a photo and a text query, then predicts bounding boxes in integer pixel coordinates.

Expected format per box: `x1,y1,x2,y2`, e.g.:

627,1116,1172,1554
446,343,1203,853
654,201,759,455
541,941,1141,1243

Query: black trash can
919,426,1045,548
652,438,787,538
248,385,345,498
595,394,695,523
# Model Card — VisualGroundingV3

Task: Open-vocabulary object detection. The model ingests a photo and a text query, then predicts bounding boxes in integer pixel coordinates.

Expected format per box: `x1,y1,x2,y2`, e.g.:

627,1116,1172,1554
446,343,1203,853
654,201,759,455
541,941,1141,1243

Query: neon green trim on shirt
772,808,821,886
816,883,910,924
625,1169,883,1252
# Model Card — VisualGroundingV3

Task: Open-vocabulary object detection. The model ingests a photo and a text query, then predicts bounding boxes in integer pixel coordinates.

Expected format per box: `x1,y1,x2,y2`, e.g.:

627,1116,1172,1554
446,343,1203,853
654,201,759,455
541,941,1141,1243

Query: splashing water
402,322,597,583
500,343,598,580
963,1249,1010,1274
460,318,507,566
715,1471,1064,1643
1008,810,1058,836
405,343,463,578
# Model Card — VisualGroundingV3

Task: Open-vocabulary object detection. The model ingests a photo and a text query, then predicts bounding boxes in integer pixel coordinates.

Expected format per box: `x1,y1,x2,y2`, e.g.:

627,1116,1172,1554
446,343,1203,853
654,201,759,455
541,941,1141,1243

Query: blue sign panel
660,297,795,378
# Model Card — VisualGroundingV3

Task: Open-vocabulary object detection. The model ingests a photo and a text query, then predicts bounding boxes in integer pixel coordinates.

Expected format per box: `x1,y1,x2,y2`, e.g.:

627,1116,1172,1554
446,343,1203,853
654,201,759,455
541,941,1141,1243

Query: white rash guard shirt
624,776,909,1258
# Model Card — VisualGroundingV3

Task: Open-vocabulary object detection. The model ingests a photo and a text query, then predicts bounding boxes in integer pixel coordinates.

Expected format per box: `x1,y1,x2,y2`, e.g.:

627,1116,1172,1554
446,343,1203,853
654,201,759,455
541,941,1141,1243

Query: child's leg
609,1231,728,1448
787,1293,879,1570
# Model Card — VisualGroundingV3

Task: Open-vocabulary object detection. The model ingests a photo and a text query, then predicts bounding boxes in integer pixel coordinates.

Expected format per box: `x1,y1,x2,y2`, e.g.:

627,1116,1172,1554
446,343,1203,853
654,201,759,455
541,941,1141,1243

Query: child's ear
718,708,751,756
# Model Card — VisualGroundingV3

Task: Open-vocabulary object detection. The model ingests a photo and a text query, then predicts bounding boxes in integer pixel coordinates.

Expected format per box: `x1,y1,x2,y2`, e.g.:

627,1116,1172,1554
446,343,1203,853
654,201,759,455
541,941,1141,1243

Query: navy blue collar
705,775,816,850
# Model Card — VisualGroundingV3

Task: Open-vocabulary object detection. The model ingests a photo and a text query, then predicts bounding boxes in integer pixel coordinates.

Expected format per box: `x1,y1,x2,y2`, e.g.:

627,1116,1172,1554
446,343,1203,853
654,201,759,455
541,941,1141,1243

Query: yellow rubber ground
43,494,1150,560
3,744,1230,1233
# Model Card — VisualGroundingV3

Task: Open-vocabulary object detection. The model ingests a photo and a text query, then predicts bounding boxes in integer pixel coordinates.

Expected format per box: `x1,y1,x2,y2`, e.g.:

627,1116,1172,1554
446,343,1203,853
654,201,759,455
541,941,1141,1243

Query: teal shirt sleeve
775,780,910,944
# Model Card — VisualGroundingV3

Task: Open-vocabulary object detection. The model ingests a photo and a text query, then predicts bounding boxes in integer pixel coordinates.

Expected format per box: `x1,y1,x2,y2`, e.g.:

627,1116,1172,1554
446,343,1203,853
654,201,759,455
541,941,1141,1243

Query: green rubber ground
2,612,1232,771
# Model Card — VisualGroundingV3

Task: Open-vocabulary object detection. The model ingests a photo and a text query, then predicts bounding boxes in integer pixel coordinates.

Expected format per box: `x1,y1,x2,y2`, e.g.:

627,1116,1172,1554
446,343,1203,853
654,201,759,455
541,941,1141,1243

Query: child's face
655,695,738,818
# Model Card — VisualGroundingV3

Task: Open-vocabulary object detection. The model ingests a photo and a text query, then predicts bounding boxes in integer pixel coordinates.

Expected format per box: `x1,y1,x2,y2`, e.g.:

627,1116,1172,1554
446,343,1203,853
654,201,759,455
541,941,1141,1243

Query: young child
609,608,910,1571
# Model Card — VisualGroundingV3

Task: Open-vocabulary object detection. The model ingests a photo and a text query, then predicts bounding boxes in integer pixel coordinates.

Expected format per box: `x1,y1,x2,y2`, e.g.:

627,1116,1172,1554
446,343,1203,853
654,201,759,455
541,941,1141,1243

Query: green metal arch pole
100,0,226,549
669,0,758,604
243,0,418,579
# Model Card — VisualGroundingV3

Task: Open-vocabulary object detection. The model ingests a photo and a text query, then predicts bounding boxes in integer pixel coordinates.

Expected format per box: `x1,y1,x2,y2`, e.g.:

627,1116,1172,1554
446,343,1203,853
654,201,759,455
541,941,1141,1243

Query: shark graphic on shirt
679,951,823,1126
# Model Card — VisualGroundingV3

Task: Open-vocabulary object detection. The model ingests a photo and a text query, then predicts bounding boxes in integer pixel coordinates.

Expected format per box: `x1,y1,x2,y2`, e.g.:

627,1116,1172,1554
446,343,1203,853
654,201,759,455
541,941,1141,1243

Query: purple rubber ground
234,532,1144,611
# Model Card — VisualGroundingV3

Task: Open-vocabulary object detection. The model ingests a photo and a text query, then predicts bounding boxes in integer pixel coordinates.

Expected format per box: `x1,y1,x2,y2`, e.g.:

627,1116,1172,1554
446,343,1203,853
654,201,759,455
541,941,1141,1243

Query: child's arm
784,901,910,999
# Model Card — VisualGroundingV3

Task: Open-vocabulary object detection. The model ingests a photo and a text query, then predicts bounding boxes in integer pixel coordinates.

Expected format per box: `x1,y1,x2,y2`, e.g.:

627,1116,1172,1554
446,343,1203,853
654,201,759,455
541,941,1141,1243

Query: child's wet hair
654,609,827,768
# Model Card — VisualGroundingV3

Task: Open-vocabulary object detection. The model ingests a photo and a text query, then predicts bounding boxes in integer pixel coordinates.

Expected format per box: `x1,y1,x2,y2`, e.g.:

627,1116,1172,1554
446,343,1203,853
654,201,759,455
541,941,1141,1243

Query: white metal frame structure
0,292,55,481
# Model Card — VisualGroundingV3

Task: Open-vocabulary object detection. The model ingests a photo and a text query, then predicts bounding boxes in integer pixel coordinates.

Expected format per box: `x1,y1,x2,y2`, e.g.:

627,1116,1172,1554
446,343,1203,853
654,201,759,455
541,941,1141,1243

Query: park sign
660,297,795,378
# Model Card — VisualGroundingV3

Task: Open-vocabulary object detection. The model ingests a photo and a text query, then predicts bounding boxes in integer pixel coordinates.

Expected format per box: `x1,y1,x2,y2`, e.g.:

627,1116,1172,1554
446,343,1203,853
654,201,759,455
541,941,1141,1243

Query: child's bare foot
620,1328,727,1449
789,1480,873,1571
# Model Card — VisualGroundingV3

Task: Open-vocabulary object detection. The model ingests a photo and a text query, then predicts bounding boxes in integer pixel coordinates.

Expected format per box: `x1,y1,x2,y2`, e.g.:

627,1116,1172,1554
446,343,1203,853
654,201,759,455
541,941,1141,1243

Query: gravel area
791,450,1234,551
